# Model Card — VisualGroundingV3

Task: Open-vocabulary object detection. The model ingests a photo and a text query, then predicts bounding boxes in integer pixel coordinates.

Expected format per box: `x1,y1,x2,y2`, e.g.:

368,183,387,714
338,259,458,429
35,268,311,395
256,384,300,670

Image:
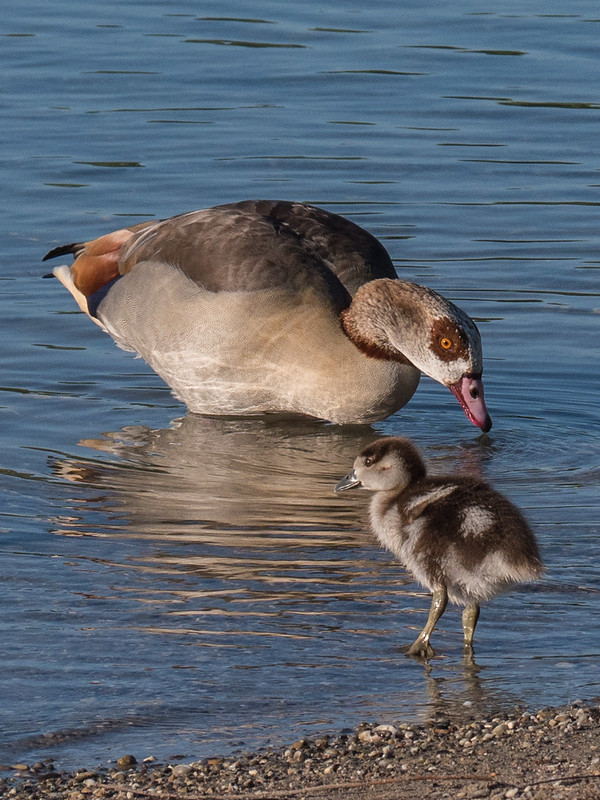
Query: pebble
115,755,137,770
374,724,398,735
73,771,97,783
358,730,379,743
170,763,192,778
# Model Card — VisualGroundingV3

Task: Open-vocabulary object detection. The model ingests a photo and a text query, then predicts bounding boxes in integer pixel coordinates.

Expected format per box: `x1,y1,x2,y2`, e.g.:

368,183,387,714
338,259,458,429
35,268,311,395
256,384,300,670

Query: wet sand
3,701,600,800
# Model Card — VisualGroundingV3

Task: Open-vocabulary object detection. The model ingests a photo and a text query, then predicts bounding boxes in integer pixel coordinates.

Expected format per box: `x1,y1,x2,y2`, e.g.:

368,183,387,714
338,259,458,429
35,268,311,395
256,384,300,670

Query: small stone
505,788,519,798
116,755,137,770
374,724,398,735
74,771,98,783
358,729,378,743
11,764,29,772
171,764,192,778
290,739,307,751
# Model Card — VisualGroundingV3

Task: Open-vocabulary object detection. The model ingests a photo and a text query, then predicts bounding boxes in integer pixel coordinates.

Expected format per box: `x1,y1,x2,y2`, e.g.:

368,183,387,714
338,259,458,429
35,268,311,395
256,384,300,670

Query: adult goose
45,200,491,429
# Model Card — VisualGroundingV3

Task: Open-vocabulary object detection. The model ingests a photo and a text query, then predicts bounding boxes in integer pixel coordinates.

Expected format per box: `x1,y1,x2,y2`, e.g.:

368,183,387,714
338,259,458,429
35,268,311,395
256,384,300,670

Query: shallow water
1,0,599,771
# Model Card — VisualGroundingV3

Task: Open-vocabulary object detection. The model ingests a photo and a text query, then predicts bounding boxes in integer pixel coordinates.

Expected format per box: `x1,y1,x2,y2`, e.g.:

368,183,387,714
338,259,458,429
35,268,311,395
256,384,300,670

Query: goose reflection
51,416,384,582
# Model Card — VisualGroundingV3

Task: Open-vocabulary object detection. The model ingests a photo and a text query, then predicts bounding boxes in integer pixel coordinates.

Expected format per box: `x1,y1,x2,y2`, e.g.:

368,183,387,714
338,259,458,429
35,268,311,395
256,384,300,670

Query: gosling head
335,437,426,494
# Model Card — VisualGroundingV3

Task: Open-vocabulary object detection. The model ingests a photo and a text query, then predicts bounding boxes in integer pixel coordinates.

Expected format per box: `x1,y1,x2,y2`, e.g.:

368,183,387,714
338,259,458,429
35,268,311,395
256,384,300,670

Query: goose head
341,279,491,432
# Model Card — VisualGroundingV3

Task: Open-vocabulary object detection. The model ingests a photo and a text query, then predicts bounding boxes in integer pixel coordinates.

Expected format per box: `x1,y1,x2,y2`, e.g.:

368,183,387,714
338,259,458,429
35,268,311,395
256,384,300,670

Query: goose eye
364,457,373,467
440,337,453,350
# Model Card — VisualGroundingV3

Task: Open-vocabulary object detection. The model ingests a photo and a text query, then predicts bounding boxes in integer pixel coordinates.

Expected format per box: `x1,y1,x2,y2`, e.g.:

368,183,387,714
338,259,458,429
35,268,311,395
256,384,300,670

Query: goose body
45,200,491,428
336,437,543,657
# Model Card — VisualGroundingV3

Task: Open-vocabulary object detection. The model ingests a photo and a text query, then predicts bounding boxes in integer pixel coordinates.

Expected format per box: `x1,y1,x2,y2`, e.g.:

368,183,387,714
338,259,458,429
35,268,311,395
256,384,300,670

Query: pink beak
449,375,492,432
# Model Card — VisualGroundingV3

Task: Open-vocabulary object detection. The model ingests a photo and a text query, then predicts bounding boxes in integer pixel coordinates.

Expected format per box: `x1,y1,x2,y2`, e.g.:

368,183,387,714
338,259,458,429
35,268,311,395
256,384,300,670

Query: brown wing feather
229,200,398,292
119,201,396,301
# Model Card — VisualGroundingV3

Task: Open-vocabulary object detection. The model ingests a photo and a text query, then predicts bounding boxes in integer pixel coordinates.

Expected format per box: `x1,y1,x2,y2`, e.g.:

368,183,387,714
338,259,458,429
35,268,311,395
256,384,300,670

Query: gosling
335,437,544,658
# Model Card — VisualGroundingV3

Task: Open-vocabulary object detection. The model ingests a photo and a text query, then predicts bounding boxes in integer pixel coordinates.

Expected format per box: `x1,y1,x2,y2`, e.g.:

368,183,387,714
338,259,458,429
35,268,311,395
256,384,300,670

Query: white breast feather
369,499,436,592
95,261,416,423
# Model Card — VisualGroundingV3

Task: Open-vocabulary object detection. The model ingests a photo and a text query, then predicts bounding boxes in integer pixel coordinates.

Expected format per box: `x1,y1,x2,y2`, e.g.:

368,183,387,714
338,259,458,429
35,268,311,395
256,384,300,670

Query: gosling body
336,437,543,657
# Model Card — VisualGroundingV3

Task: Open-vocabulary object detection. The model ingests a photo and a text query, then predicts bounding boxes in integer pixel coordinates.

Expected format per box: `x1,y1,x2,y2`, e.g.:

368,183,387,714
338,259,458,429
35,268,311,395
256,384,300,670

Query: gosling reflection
419,657,519,724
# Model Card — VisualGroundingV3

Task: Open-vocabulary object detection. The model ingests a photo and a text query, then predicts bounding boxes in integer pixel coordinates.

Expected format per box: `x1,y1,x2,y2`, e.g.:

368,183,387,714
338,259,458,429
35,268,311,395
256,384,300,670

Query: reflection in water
52,414,378,546
53,414,497,539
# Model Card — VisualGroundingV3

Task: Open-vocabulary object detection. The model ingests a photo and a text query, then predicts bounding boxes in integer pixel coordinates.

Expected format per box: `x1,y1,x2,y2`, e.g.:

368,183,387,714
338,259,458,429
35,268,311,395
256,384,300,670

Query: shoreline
3,700,599,800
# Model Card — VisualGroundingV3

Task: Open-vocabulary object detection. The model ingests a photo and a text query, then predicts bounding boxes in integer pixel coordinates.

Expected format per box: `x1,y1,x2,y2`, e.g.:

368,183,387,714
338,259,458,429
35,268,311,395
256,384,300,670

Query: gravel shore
3,701,600,800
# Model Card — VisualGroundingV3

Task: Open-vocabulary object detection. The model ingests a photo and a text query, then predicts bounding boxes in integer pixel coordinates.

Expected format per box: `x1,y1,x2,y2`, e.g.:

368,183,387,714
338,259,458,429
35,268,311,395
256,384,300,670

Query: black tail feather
42,242,84,262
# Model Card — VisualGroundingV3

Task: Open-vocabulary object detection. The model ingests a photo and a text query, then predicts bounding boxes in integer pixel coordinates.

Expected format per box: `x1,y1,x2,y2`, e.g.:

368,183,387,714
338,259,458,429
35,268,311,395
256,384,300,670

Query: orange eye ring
440,337,453,350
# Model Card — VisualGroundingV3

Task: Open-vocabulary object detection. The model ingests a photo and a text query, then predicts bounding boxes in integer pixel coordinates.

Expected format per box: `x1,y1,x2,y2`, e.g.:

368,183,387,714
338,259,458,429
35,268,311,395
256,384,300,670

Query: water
1,0,599,771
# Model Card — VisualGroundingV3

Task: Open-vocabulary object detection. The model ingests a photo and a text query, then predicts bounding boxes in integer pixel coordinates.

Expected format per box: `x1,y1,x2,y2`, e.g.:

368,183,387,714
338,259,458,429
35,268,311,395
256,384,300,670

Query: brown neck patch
340,309,412,364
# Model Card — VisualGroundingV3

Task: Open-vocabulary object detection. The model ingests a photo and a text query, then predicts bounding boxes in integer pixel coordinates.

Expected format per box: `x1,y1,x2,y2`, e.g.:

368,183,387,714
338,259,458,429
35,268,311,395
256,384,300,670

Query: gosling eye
364,457,373,467
439,336,453,350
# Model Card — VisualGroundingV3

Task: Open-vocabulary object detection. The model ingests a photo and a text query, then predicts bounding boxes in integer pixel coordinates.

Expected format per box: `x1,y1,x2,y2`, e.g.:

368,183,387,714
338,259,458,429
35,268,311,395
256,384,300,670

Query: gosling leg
407,586,448,659
462,602,480,651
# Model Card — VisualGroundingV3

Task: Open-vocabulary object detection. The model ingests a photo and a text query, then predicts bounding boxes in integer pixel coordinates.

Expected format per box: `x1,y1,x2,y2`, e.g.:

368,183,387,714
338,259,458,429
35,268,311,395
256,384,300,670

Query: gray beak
334,469,361,493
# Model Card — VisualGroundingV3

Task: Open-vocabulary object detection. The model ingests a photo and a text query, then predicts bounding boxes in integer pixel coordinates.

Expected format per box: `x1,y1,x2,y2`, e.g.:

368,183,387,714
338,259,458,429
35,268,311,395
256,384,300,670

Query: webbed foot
406,638,435,660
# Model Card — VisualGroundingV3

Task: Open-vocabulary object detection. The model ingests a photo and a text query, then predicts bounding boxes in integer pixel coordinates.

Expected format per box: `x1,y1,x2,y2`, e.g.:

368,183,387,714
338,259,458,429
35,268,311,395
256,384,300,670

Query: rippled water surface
2,0,599,771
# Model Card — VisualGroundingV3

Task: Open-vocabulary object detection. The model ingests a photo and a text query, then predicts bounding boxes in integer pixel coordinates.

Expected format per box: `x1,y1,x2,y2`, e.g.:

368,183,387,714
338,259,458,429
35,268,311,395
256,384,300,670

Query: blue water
1,0,599,771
